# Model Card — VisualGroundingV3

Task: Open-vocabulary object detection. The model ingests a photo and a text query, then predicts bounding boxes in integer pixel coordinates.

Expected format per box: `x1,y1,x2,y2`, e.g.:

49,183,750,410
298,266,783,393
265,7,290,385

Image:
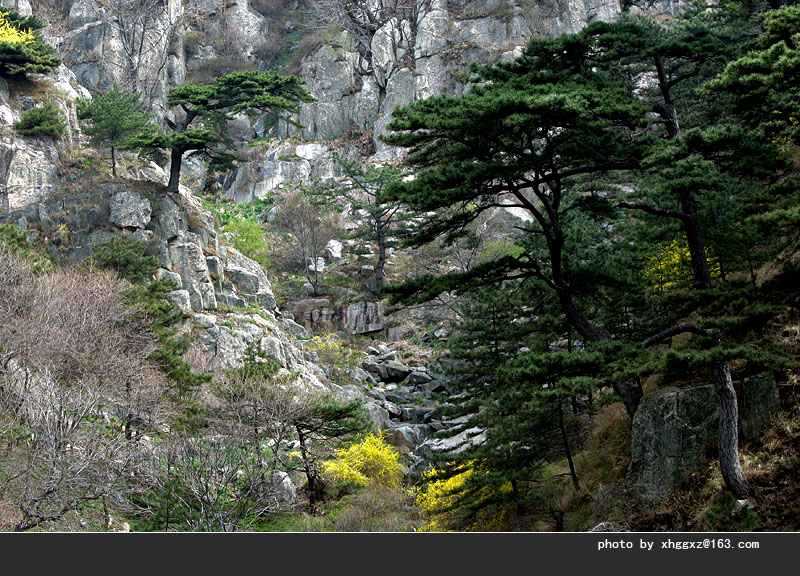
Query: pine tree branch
618,201,688,221
642,323,715,347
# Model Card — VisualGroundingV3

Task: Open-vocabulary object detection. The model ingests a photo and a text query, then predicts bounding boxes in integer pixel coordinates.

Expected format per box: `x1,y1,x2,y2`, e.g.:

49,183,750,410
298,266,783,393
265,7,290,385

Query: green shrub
123,278,212,404
0,223,52,273
93,236,158,284
14,103,66,139
703,491,759,532
223,216,271,269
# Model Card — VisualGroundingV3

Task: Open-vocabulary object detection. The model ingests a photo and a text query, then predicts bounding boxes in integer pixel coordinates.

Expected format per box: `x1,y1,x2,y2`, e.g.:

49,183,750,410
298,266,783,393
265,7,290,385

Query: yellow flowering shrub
414,461,515,532
644,238,720,294
304,333,363,374
0,11,34,45
321,432,404,490
414,464,475,532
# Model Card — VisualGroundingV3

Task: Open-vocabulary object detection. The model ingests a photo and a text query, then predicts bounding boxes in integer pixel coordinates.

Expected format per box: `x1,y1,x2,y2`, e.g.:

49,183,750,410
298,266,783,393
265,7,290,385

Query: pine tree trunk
713,361,750,498
111,147,117,178
558,403,580,491
296,425,322,506
654,57,748,497
375,228,387,293
680,190,713,290
613,380,644,420
166,149,183,193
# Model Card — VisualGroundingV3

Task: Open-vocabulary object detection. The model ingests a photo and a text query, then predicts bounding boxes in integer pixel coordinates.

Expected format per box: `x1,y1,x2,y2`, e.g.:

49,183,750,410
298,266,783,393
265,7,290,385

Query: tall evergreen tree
77,85,158,177
314,154,411,294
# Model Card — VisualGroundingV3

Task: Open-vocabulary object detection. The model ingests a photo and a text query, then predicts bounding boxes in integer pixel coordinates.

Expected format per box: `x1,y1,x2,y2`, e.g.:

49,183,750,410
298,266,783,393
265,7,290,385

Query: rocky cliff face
0,0,691,479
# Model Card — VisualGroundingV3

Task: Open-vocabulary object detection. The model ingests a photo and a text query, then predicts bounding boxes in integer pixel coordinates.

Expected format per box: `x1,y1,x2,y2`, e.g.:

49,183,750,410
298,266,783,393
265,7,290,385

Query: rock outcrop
628,375,781,499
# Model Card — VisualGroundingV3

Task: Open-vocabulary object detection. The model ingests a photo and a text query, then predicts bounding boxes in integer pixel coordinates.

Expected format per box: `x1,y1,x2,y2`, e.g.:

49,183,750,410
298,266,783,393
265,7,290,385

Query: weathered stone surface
390,424,429,454
387,324,415,342
192,313,217,329
401,406,434,424
628,376,781,499
223,155,312,203
166,289,192,318
206,256,223,281
290,298,340,333
272,471,296,505
1,138,61,213
168,232,217,312
150,196,183,241
109,189,152,229
371,17,413,88
0,0,32,16
736,375,781,441
385,390,414,404
417,426,487,459
629,385,718,499
155,268,183,288
407,370,433,385
382,359,413,383
344,301,385,334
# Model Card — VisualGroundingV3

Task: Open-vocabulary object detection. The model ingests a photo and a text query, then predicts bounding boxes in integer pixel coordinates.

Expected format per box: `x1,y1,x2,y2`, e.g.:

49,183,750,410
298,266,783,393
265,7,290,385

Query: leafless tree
134,363,343,531
306,0,420,71
272,187,342,297
0,249,170,531
87,0,183,109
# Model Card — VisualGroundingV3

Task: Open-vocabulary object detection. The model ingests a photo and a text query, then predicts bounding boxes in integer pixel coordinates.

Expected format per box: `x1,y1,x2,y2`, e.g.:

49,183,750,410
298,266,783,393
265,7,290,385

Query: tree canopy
77,85,158,177
0,10,60,79
135,70,314,192
384,1,799,504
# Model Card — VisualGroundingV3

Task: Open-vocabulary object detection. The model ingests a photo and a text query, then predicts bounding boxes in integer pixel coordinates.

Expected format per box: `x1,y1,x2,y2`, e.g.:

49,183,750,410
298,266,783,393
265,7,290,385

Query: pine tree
426,284,601,521
134,71,314,193
0,10,60,79
77,85,158,177
314,154,411,294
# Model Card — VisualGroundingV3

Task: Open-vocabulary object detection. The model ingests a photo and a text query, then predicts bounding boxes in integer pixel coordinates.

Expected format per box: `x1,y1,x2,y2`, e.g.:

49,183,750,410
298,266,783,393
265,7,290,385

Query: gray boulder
628,376,781,499
166,290,192,318
382,359,413,383
109,189,152,229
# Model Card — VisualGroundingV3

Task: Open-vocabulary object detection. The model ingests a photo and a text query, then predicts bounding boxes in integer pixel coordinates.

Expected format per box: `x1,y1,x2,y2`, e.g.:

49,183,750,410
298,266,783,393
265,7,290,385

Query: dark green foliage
424,284,594,517
703,491,760,531
0,10,60,79
92,238,211,402
386,2,800,521
93,236,159,284
707,5,800,142
123,279,211,400
383,19,654,345
0,223,52,273
77,86,158,176
133,70,314,192
312,154,411,293
14,103,65,138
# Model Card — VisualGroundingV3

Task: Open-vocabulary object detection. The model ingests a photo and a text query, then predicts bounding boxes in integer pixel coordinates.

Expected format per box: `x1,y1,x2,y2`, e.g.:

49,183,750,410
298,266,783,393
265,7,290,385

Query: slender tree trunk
613,380,644,420
713,362,750,498
653,56,748,497
558,402,580,491
654,56,680,139
111,147,117,178
680,191,713,290
296,425,322,506
375,224,387,293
